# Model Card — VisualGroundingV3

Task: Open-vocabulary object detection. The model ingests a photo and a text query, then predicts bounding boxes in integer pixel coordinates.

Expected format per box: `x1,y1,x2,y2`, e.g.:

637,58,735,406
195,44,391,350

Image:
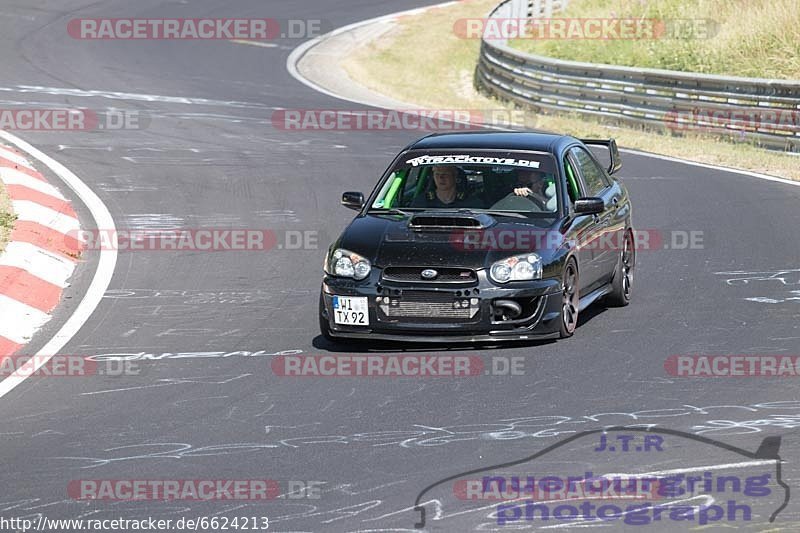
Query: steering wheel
490,192,546,211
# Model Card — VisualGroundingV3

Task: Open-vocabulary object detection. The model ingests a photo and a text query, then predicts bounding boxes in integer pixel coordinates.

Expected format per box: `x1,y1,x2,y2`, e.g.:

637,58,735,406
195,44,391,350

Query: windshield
370,150,559,214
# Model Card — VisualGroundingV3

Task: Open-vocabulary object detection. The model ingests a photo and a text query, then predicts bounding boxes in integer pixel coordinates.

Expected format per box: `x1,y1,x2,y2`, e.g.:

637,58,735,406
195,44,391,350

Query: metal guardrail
476,0,800,151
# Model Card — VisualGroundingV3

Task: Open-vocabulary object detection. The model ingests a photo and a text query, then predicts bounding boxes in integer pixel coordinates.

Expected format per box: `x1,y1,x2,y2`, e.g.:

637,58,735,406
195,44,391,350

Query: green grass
510,0,800,79
0,181,16,253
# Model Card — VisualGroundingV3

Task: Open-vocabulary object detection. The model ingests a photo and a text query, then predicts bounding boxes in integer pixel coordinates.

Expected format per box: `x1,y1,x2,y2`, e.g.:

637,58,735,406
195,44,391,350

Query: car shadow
311,335,557,353
575,301,611,327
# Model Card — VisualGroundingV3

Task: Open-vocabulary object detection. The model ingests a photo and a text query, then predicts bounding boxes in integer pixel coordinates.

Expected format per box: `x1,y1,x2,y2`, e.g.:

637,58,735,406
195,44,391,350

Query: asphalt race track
1,0,800,531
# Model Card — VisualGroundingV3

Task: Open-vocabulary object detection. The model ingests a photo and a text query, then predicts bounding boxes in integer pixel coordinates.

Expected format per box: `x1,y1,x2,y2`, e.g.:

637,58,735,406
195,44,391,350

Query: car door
569,146,624,287
562,150,601,294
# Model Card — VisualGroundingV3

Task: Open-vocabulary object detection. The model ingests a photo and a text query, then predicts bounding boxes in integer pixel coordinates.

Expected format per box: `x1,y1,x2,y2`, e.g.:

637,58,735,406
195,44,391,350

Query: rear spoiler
580,138,622,175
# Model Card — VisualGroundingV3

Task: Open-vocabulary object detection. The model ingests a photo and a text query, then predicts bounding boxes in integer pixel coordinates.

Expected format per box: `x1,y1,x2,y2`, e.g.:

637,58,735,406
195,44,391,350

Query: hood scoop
408,212,495,231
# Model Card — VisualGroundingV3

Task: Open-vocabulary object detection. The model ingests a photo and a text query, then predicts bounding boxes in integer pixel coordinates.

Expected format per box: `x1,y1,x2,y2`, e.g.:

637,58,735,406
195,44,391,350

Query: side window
571,147,610,197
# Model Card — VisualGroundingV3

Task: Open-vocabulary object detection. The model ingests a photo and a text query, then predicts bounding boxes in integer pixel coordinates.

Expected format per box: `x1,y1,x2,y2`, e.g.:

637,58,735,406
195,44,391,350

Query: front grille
382,267,477,284
377,291,479,320
384,301,471,318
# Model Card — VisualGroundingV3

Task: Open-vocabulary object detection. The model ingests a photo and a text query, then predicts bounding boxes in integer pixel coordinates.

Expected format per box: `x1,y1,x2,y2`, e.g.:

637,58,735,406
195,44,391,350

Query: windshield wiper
469,209,530,219
368,208,415,216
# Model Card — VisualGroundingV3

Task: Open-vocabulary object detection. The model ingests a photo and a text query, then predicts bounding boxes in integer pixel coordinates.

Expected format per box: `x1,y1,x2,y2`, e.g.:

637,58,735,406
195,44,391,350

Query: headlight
324,248,371,280
489,254,542,283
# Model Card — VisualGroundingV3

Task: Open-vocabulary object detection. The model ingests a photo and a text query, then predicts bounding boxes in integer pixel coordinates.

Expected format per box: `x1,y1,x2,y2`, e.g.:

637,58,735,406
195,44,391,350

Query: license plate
332,296,369,326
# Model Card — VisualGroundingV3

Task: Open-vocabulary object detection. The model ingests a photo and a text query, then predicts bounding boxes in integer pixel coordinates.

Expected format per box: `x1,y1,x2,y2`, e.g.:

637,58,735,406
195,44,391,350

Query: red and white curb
0,131,115,400
0,144,82,356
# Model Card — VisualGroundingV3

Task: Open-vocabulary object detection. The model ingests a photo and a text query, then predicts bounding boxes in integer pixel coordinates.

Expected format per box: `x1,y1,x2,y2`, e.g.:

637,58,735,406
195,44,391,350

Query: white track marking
10,201,80,235
0,167,64,198
286,15,508,131
286,7,443,104
605,459,778,478
0,130,117,399
0,146,36,169
230,39,278,48
0,294,52,344
619,148,800,187
0,85,277,110
0,242,75,288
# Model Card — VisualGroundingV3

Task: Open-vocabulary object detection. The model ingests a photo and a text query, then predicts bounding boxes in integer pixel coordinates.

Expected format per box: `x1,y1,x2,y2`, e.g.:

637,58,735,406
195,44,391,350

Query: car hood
336,213,561,269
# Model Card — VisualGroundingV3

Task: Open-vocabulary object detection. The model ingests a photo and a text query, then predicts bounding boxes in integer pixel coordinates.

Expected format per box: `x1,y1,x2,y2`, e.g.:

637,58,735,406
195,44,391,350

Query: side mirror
574,197,604,215
341,191,365,210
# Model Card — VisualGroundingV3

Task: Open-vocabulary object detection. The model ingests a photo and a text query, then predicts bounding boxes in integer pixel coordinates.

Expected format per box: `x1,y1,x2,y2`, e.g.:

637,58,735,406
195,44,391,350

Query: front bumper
320,269,563,343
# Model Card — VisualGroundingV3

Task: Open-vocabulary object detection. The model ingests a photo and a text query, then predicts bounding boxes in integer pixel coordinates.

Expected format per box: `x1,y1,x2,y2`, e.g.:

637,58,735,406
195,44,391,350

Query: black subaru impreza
320,132,634,343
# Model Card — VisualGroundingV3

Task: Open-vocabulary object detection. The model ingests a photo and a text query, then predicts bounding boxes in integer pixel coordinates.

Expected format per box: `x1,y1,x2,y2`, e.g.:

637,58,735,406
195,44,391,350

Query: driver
513,169,549,205
411,165,471,208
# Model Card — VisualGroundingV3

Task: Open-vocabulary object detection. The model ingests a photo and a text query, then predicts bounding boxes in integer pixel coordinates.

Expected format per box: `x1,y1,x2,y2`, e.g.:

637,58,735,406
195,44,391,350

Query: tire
559,259,580,338
318,290,336,342
607,230,634,307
